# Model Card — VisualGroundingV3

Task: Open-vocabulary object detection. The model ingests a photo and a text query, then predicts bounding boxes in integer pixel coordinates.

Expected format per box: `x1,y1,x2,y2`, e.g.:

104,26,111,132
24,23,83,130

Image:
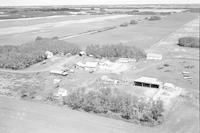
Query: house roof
134,77,162,85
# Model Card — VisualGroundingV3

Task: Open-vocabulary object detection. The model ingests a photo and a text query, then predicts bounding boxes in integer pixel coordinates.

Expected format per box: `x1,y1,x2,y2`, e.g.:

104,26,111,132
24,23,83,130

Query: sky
0,0,199,6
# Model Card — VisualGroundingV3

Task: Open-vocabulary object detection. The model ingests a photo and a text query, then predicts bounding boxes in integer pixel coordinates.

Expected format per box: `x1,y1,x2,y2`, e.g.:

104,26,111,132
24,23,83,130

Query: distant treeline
0,37,80,70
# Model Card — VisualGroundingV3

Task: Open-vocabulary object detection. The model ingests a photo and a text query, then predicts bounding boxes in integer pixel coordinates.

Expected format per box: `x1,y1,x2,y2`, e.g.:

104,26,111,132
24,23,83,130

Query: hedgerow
86,44,146,61
0,37,81,70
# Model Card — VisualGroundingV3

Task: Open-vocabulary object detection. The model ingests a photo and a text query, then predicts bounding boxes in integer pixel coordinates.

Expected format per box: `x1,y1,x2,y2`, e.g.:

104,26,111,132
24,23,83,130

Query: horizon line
0,3,200,7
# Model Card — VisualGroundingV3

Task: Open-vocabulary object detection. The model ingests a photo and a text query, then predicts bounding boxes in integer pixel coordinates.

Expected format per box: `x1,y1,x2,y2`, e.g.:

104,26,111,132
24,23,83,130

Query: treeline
64,87,164,126
86,44,146,60
0,37,80,70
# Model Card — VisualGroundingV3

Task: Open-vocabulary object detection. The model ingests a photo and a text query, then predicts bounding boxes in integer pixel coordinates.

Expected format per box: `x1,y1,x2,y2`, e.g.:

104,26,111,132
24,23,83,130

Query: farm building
146,53,162,60
79,51,86,56
134,77,163,89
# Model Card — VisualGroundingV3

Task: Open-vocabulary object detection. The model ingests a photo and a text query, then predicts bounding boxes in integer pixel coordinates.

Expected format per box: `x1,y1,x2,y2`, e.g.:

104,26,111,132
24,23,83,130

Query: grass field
0,12,198,49
0,14,143,45
66,13,198,50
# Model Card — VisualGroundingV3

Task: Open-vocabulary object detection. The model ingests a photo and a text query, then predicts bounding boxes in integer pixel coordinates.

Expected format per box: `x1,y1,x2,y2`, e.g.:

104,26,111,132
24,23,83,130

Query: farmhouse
134,77,163,89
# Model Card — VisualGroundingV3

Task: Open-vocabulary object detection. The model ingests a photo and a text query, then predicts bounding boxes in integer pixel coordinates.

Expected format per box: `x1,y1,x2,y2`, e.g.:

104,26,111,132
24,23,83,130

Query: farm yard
0,5,199,133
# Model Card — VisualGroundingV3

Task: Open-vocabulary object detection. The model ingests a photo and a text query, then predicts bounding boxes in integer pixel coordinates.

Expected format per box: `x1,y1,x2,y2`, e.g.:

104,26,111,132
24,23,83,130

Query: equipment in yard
50,70,68,76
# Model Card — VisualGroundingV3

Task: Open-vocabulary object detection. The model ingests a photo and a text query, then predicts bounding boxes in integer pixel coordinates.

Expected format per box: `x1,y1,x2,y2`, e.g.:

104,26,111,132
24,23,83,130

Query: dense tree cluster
178,37,199,48
64,87,164,126
86,44,146,60
0,38,80,70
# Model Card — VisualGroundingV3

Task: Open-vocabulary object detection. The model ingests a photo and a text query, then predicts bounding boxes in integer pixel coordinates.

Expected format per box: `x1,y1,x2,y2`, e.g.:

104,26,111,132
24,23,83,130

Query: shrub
0,37,81,69
130,20,137,25
35,36,43,41
86,44,146,61
148,16,161,21
120,23,129,27
178,37,199,48
64,87,164,126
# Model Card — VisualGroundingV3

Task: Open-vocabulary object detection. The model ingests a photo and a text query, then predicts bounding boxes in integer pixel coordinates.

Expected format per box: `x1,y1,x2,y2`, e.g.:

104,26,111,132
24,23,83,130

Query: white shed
45,51,53,59
147,53,162,60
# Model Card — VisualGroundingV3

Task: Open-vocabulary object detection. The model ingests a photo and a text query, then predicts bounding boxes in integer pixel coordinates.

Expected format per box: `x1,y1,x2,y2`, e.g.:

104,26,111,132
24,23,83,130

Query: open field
0,14,144,45
0,12,198,49
0,94,198,133
66,13,198,49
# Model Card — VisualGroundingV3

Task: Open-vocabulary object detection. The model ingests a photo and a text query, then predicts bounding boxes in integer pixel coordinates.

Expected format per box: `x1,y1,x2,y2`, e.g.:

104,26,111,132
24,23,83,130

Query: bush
130,20,138,25
148,16,161,21
86,44,146,61
178,37,199,48
0,37,81,69
64,87,164,126
35,36,43,41
120,23,129,27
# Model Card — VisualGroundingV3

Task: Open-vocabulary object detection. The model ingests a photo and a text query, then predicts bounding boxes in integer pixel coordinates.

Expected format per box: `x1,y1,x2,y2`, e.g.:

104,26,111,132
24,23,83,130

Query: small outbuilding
79,51,86,56
45,51,53,59
134,77,163,89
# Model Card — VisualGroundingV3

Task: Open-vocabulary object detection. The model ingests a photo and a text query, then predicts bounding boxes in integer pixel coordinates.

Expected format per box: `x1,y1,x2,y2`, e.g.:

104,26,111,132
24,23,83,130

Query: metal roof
134,77,162,85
